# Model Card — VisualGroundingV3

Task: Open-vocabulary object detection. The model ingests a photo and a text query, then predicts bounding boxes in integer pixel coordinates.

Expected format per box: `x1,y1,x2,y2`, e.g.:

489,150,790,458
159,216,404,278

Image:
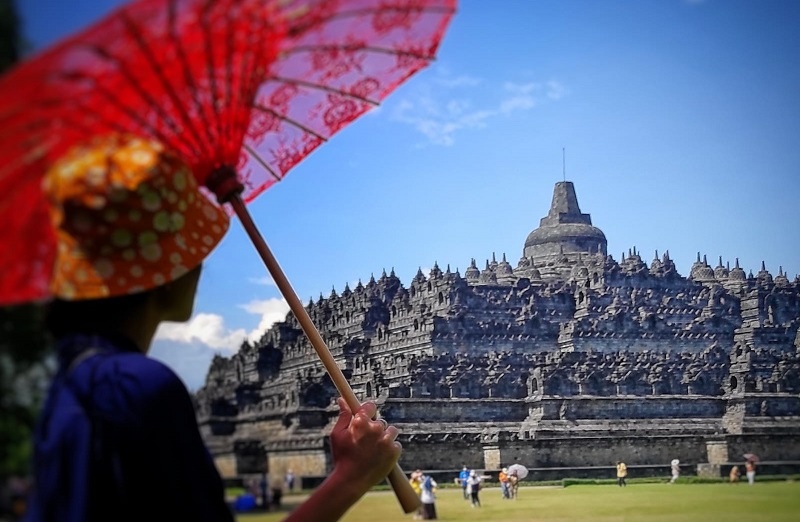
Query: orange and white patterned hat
43,134,229,300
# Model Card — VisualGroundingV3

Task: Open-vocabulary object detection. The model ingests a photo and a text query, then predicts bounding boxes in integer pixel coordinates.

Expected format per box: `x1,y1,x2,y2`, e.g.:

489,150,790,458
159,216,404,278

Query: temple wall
742,396,800,416
214,455,238,479
382,399,529,422
498,435,711,468
726,434,800,461
267,450,329,481
396,439,485,471
229,418,288,441
567,337,724,353
546,396,727,420
432,338,561,355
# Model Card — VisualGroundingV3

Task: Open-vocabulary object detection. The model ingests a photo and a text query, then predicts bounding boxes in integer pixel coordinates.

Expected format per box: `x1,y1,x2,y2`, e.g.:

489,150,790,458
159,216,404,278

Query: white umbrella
507,464,529,480
671,459,680,466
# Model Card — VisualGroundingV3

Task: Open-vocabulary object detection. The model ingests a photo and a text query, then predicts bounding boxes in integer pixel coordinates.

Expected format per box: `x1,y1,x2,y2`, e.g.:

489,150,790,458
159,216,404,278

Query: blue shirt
27,334,233,522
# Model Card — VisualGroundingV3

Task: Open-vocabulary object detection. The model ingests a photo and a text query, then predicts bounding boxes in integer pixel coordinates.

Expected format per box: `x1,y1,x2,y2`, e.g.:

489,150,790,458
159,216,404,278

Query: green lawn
238,481,800,521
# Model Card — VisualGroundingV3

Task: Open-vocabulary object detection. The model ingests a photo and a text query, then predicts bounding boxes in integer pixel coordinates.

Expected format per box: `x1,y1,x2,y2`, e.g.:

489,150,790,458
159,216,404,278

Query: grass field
238,481,800,521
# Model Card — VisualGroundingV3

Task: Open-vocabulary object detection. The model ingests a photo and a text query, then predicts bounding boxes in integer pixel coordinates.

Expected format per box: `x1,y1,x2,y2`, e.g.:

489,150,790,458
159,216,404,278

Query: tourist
729,465,741,483
420,474,438,519
670,459,680,484
458,466,471,499
25,135,403,522
270,474,284,510
508,469,520,499
466,470,482,507
247,477,261,508
409,469,424,520
259,473,269,509
498,467,510,499
745,459,757,485
285,469,296,491
616,461,628,487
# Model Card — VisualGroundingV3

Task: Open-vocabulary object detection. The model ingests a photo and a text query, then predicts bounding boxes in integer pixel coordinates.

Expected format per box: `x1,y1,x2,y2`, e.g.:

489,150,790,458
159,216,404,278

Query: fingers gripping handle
229,195,421,514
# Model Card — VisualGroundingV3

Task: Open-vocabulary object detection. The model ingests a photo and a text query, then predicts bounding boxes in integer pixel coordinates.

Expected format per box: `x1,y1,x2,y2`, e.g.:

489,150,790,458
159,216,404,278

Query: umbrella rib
49,73,174,146
230,4,276,166
167,0,216,159
250,104,330,142
268,76,380,105
119,10,207,156
72,93,174,147
223,1,246,163
201,3,224,156
75,45,195,153
242,143,283,182
40,77,179,155
281,43,436,61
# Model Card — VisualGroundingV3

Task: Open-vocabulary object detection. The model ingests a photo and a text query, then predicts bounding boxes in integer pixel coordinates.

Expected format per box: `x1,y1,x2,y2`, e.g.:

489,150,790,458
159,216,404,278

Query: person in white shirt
420,475,438,519
466,471,482,507
670,459,680,484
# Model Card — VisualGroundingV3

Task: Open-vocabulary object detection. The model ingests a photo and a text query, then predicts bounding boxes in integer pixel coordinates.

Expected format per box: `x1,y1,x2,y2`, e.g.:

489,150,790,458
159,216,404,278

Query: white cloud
435,74,482,88
241,297,292,343
393,95,495,146
156,313,247,352
503,81,538,95
546,80,567,100
155,298,291,351
152,297,291,389
391,74,566,146
248,275,277,286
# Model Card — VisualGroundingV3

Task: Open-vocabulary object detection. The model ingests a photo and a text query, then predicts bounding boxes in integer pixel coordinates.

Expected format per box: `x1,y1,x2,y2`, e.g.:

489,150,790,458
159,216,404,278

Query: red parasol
0,0,457,513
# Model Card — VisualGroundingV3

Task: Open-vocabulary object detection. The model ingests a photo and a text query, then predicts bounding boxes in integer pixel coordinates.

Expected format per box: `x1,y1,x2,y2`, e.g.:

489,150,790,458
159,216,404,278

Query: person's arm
283,398,401,522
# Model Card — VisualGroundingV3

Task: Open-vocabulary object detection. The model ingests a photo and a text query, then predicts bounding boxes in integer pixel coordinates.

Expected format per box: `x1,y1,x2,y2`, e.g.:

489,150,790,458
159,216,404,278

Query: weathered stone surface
196,182,800,480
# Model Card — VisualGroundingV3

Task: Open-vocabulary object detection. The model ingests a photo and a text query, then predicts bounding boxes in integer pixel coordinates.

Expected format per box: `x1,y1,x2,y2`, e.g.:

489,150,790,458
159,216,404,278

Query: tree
0,0,54,490
0,0,20,73
1,305,53,479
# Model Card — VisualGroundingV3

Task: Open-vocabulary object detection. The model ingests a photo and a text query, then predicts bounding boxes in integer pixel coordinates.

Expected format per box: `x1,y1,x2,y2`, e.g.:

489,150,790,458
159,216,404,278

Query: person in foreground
26,134,401,522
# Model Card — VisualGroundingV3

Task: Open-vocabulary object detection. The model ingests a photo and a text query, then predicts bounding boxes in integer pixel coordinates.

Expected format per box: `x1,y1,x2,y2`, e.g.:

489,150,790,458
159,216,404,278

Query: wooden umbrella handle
229,195,421,514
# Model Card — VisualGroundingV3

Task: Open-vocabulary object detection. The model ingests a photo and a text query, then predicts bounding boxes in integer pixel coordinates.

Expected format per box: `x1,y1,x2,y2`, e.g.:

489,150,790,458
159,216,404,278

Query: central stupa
523,181,607,264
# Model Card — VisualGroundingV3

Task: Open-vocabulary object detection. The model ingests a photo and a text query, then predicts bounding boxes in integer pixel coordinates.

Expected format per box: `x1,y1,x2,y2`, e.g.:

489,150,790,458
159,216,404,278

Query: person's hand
329,398,401,492
281,399,401,522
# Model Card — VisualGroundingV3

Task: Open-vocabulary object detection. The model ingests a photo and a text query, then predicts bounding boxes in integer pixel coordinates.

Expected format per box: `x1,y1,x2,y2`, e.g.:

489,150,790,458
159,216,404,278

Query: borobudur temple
195,181,800,484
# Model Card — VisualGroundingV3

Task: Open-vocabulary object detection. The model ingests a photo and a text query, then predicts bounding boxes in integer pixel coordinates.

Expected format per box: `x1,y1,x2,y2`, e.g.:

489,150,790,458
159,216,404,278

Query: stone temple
195,181,800,484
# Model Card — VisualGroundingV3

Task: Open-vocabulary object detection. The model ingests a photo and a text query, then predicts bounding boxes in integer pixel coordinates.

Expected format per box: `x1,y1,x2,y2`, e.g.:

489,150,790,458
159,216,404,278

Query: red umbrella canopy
0,0,457,304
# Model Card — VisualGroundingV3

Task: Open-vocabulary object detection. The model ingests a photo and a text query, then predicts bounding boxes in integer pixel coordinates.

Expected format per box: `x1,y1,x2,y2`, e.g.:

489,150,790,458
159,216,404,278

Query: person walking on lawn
458,466,470,500
466,471,482,508
499,467,510,499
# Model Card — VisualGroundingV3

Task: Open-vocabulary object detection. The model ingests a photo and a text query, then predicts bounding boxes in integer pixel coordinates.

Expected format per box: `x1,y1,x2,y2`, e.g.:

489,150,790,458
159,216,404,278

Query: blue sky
17,0,800,390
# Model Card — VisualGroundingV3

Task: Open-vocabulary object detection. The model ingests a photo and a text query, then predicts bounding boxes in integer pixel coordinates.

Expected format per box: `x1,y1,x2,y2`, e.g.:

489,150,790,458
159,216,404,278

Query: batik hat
43,133,229,300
